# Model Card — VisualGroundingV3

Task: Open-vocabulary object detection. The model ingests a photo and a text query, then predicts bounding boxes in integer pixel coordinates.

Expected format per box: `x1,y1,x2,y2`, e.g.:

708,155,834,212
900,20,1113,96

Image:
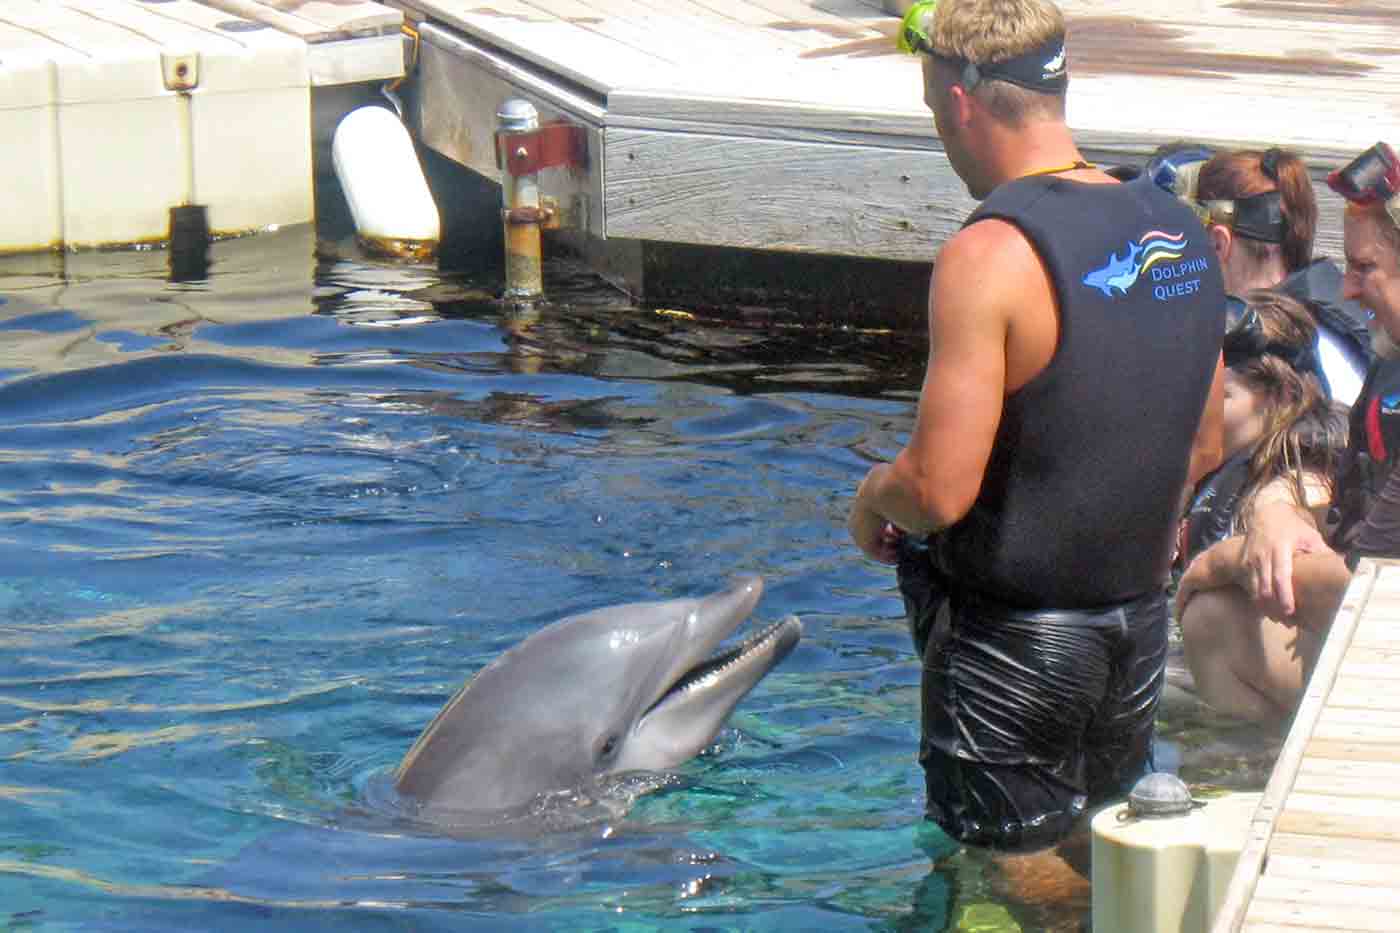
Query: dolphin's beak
615,576,801,770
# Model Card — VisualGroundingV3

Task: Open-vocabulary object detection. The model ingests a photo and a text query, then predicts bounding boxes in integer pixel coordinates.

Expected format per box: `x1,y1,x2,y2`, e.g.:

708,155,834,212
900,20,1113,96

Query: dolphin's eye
598,735,619,761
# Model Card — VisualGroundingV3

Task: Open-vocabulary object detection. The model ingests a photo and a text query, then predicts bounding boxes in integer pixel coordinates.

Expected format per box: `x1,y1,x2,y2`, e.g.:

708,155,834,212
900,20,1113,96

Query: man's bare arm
852,219,1042,545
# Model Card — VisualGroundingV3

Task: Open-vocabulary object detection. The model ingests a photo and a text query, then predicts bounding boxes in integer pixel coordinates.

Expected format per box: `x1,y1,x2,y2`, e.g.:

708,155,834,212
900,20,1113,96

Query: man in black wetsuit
848,0,1226,856
1180,142,1400,633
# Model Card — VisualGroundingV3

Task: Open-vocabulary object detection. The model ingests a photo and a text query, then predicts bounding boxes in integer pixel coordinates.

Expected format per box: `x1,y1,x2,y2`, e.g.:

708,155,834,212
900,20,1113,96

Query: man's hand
1241,500,1328,618
849,466,905,564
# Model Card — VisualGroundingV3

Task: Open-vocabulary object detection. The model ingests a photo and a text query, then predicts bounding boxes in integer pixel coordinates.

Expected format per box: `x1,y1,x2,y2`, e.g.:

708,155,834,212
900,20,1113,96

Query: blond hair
926,0,1065,62
920,0,1067,126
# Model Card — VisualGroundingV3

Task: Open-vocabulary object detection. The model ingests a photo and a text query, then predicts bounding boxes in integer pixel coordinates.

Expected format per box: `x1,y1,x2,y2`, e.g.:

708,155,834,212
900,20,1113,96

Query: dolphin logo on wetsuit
1082,241,1145,296
1082,231,1190,298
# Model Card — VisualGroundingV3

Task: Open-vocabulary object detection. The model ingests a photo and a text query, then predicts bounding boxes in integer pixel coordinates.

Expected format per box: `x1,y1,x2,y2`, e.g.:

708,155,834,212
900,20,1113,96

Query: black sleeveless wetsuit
898,175,1225,851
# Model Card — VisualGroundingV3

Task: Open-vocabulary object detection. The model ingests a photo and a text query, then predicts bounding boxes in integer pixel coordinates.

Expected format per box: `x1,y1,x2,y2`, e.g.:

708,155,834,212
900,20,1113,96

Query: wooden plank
1244,898,1400,933
398,0,670,93
1334,643,1400,664
197,0,401,41
1350,618,1400,645
1256,876,1400,910
1212,560,1378,933
1270,832,1400,865
1313,705,1400,727
1294,757,1400,780
1246,876,1400,931
1334,660,1400,682
604,125,976,263
1276,792,1400,842
1290,772,1400,802
1311,713,1400,745
1323,688,1400,713
1264,853,1400,888
1305,739,1400,764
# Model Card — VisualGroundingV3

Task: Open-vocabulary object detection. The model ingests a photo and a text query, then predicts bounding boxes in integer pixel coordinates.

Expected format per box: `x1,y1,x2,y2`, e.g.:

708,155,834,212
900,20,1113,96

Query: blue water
0,227,1270,932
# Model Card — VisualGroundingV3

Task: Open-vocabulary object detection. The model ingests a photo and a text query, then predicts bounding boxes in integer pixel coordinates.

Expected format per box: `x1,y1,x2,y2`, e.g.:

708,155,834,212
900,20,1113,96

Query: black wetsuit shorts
898,547,1167,853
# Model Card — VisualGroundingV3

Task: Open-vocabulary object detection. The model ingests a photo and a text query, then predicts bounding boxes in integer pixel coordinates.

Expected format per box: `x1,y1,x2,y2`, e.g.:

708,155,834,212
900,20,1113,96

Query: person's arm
1238,497,1331,617
1186,355,1227,489
1178,470,1345,626
849,221,1031,562
1177,532,1349,632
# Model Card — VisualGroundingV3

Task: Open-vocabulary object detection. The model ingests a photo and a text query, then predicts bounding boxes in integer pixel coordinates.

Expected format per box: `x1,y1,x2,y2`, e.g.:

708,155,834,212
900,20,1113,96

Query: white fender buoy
1092,785,1262,933
332,106,440,260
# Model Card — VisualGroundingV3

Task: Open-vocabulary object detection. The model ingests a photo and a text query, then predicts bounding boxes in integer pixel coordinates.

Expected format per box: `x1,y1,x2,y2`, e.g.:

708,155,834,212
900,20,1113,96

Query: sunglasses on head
1327,142,1400,206
1221,295,1316,374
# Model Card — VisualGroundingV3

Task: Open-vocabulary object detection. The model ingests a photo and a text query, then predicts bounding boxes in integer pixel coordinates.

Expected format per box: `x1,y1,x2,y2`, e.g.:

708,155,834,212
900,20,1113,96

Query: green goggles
897,1,939,55
898,1,1068,93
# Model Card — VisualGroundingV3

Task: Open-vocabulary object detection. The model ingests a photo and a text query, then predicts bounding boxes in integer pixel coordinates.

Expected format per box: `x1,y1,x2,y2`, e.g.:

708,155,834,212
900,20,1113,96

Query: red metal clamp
497,122,587,177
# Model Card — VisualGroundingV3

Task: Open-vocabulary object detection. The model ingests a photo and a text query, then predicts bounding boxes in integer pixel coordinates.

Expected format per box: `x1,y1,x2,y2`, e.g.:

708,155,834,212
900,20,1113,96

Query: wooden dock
1214,557,1400,933
391,0,1400,284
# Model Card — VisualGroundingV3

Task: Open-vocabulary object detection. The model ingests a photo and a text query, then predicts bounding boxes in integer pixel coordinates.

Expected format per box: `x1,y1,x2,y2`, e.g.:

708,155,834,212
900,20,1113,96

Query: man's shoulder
937,219,1043,297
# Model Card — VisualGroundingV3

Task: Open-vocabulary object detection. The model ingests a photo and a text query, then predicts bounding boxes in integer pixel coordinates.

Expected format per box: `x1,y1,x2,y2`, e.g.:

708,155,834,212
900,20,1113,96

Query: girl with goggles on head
1193,148,1372,406
1178,289,1346,725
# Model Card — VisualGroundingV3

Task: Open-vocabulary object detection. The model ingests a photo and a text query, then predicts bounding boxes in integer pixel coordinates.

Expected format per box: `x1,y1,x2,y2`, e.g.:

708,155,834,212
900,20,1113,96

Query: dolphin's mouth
645,616,802,716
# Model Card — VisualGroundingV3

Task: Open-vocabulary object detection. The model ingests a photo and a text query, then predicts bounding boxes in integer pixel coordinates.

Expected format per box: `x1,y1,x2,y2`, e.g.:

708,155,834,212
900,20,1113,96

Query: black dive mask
1193,191,1287,244
1222,295,1320,377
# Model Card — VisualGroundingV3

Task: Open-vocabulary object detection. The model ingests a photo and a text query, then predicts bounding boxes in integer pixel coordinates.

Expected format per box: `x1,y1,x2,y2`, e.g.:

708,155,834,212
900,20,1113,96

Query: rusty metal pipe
496,98,543,302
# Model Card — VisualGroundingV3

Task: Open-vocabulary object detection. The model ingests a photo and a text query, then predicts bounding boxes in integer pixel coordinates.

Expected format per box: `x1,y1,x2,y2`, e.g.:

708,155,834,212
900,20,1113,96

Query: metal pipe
496,98,543,302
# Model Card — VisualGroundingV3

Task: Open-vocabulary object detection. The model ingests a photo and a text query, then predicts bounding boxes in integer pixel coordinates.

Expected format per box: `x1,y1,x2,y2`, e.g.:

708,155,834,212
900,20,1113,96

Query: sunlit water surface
0,227,1274,932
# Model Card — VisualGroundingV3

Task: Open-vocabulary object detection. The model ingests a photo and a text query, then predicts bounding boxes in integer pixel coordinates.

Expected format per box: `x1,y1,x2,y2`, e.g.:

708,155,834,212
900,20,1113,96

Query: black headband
1229,190,1287,243
936,35,1068,94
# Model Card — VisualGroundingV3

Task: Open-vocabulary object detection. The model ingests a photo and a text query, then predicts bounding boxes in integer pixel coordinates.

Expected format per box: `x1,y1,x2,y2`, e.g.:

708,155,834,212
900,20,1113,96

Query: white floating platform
0,0,403,255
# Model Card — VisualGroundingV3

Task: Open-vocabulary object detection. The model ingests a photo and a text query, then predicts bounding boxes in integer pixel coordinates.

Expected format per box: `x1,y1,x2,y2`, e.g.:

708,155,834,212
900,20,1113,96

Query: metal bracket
161,52,199,92
496,122,588,177
501,199,564,230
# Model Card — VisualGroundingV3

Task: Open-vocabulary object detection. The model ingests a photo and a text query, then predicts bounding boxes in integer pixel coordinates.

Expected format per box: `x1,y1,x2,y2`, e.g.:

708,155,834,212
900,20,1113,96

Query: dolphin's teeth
666,618,794,696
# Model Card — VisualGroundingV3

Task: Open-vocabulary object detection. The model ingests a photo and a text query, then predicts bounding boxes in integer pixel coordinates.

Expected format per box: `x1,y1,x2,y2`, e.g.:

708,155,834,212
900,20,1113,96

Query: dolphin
1082,240,1145,297
393,576,801,822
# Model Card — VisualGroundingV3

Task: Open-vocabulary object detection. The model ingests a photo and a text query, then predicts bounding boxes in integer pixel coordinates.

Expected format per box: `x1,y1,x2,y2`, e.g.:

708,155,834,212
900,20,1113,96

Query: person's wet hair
1228,289,1345,528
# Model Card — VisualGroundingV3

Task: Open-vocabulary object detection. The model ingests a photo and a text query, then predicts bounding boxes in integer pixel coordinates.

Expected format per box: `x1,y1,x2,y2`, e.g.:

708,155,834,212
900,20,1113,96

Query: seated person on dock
1150,144,1372,405
1177,290,1346,725
849,0,1226,858
1177,142,1400,713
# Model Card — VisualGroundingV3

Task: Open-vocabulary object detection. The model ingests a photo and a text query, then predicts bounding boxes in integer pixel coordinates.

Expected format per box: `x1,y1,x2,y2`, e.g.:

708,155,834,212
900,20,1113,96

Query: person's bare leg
989,827,1091,932
1181,587,1309,724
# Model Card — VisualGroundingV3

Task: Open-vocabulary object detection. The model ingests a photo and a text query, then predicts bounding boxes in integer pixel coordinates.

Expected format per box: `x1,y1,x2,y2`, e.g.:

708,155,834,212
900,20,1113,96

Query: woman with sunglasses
1194,148,1372,405
1176,290,1346,724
